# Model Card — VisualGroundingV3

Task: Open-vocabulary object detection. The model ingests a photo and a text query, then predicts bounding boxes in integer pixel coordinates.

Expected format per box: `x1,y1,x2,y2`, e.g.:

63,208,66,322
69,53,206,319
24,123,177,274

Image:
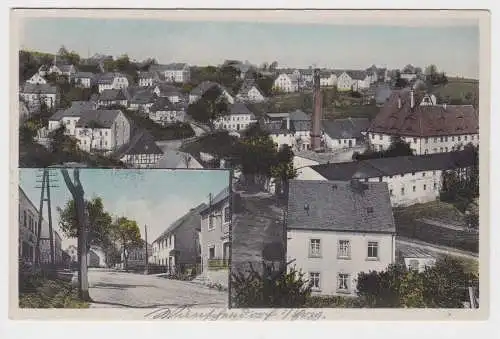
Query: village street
86,268,227,308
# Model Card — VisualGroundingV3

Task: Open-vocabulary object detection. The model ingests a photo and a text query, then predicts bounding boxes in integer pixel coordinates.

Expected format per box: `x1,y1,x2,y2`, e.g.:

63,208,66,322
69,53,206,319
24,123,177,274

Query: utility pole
144,224,149,275
35,169,59,268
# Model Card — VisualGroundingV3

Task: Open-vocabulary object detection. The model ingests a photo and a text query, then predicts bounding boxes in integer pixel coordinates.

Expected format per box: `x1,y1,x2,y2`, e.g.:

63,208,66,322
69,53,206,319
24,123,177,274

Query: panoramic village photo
18,168,231,308
14,11,482,311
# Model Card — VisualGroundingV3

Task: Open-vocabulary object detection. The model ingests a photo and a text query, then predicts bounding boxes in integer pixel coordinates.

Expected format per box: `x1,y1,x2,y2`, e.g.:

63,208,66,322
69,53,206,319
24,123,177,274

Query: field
393,201,478,253
430,77,479,105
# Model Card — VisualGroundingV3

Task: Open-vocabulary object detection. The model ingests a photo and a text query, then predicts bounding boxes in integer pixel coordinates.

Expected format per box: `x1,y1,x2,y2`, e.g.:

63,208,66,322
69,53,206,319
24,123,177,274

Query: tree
270,144,297,200
112,217,142,271
354,136,413,160
393,70,409,89
269,61,278,71
60,168,91,301
187,85,229,130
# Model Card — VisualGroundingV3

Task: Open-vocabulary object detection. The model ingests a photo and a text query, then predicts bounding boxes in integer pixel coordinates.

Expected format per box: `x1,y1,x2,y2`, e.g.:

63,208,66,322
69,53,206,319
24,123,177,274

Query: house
19,100,31,123
321,118,371,150
214,102,257,132
396,242,436,273
222,60,253,79
273,73,299,93
286,179,396,296
189,81,234,104
366,65,379,83
128,89,156,113
122,240,152,270
39,61,78,78
367,89,479,154
72,72,96,88
153,83,185,103
236,79,266,103
26,73,47,85
199,187,231,280
263,110,312,151
97,89,129,108
87,246,107,268
151,203,207,273
19,83,59,110
305,149,476,207
48,106,131,154
138,71,161,87
116,129,163,168
319,70,342,87
337,71,371,92
19,186,48,264
96,72,129,93
149,97,186,126
150,63,190,83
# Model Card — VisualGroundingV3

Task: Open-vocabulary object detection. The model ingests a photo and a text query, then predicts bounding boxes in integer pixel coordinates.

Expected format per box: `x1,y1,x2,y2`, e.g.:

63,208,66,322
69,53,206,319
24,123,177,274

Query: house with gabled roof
273,72,299,93
236,79,266,103
96,72,129,93
72,72,96,88
153,83,185,103
286,179,396,296
26,72,47,85
128,89,156,113
19,83,59,110
97,88,129,108
150,63,190,83
322,118,371,150
115,129,163,168
151,203,208,273
214,102,257,133
262,109,312,151
367,89,479,155
189,81,234,104
149,97,186,126
337,70,371,91
138,71,161,87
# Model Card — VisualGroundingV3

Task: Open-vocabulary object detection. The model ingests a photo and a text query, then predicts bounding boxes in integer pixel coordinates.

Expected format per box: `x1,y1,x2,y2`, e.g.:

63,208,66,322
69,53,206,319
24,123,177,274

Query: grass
394,201,478,253
19,275,89,309
430,78,479,105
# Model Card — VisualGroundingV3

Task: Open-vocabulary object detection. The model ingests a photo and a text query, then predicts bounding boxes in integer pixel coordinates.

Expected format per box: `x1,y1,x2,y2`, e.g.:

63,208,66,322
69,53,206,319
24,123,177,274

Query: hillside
430,77,479,106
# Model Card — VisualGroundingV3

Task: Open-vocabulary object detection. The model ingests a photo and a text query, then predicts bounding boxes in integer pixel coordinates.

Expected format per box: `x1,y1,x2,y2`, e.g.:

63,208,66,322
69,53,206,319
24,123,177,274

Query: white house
397,242,437,273
215,102,257,132
149,98,186,126
116,129,164,168
286,180,396,296
26,73,47,85
121,240,152,270
304,149,477,207
19,83,59,110
151,203,207,273
236,80,266,103
72,72,96,88
153,83,185,104
367,89,479,155
97,89,129,108
39,62,78,78
150,63,190,83
48,104,131,154
96,72,129,93
321,118,371,151
128,89,156,113
189,81,234,104
337,71,371,92
273,73,299,93
138,71,161,87
199,187,231,282
263,110,312,151
319,71,341,87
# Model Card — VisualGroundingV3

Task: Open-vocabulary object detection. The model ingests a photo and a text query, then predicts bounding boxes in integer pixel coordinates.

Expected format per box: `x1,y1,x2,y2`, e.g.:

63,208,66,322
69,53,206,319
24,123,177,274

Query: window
423,184,427,191
309,239,321,257
440,137,443,142
371,134,375,140
401,187,405,196
309,272,320,290
208,215,214,230
338,240,351,259
425,137,429,144
445,136,448,142
224,206,231,223
471,135,475,141
367,241,378,259
452,136,455,141
433,171,436,176
433,148,437,153
433,183,437,190
465,135,468,141
366,207,374,214
379,177,383,182
409,259,419,271
389,189,393,196
440,147,443,152
23,211,27,228
209,246,215,259
412,172,415,176
379,134,383,140
413,138,417,143
337,273,350,292
401,173,404,178
458,136,461,141
422,172,426,177
389,175,393,179
445,147,448,152
413,185,416,192
433,137,437,142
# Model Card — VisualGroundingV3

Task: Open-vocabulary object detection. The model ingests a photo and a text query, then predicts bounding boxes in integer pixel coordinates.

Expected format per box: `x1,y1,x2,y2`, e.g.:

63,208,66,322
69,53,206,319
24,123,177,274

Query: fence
208,258,230,271
139,263,202,276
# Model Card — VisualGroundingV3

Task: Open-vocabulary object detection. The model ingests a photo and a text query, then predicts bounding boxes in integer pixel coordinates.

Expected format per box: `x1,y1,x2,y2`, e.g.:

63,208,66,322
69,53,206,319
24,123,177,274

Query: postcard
10,8,490,321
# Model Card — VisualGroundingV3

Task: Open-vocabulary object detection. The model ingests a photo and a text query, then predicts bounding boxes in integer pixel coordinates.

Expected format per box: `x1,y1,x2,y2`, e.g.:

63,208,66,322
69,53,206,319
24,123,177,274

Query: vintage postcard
10,8,490,320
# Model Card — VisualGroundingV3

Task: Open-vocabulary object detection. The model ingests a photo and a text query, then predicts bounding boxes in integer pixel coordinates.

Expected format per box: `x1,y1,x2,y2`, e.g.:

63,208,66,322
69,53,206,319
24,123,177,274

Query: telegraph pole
35,169,59,268
144,224,149,275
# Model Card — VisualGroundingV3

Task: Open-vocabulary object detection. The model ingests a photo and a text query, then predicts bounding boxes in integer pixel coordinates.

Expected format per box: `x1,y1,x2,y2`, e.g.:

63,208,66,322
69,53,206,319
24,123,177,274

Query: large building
150,63,191,83
19,83,59,110
367,89,479,155
18,187,47,264
286,180,396,296
263,110,312,151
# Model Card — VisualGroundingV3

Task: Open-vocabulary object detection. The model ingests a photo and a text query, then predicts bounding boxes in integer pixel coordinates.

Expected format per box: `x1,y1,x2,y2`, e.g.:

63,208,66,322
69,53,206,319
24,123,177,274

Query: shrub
304,295,364,308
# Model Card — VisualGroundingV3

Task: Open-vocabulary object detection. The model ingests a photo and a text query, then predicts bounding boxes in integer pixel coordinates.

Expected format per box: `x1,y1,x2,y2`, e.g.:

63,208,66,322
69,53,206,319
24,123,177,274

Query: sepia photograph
9,8,489,320
17,168,231,308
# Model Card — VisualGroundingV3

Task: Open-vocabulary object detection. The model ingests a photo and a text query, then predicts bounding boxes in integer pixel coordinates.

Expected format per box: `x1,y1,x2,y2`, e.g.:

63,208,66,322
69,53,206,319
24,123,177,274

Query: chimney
443,103,447,110
286,117,290,130
398,96,402,109
410,89,415,108
311,68,322,151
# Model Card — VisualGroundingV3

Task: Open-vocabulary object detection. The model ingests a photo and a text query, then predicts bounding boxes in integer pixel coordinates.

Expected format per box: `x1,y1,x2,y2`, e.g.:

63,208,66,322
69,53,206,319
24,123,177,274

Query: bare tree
60,168,91,301
180,152,192,168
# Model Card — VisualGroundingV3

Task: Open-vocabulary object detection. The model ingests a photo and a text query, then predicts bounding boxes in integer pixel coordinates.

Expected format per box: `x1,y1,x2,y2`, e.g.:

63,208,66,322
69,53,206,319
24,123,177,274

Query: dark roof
375,84,393,105
98,89,128,102
345,70,369,80
75,110,123,128
311,149,477,180
289,109,310,121
200,187,230,215
49,101,97,121
138,71,160,79
130,90,156,104
237,79,265,97
287,180,395,233
21,83,57,95
150,63,188,71
156,83,182,96
96,72,127,84
322,118,370,139
73,72,95,79
368,89,479,137
155,203,207,242
228,102,254,116
190,81,220,96
115,129,163,157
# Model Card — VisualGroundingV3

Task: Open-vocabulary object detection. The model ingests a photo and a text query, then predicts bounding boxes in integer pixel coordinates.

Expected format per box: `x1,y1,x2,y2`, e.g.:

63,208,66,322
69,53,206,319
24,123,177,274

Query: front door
348,139,353,147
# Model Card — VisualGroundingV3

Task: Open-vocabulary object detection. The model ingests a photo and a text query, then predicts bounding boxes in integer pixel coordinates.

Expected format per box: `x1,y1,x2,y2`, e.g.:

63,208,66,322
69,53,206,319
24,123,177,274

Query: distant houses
96,72,129,93
149,63,191,83
214,102,257,133
115,129,164,168
263,109,312,151
321,118,370,150
19,83,59,110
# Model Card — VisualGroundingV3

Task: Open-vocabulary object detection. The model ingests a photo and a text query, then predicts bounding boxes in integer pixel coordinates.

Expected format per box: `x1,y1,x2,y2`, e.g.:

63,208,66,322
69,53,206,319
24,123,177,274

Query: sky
18,169,230,249
19,17,480,79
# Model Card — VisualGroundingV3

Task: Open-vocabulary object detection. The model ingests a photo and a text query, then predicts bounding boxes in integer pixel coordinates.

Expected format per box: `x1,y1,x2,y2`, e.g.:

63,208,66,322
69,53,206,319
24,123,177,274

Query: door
348,139,353,147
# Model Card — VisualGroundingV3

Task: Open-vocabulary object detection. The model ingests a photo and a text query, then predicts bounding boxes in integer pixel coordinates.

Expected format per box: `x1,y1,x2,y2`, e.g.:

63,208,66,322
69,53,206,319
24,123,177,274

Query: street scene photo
18,168,231,308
